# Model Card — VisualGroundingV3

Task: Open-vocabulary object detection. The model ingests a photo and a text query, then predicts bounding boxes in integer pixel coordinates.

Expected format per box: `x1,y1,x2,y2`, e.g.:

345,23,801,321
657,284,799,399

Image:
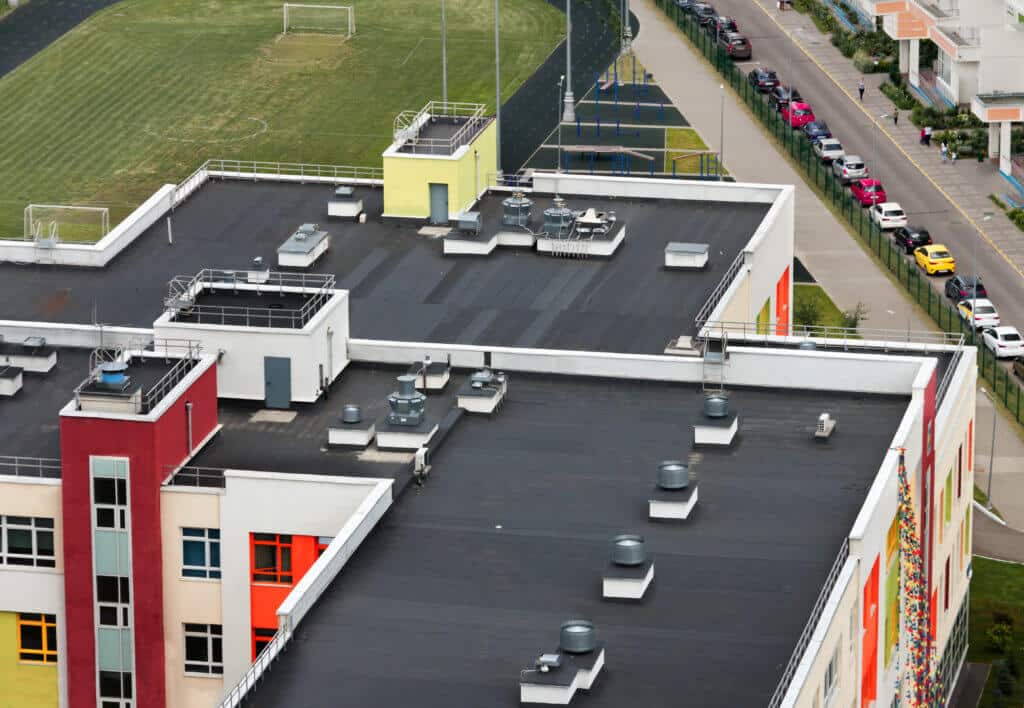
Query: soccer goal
282,4,355,38
23,204,110,244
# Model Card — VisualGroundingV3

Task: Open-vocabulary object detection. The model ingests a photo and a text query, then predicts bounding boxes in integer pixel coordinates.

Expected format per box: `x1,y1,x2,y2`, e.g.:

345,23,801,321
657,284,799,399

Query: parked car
768,85,802,111
747,66,780,92
781,102,815,128
957,298,1001,330
871,202,908,231
695,4,719,26
718,32,751,59
892,226,932,254
813,138,844,163
981,326,1024,359
675,0,698,10
802,120,831,142
1014,357,1024,382
913,243,955,274
944,274,987,301
849,178,887,207
831,154,868,183
706,16,738,38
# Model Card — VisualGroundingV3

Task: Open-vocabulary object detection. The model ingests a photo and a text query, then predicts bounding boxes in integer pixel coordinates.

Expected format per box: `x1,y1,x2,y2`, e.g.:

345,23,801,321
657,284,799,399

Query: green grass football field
0,0,563,240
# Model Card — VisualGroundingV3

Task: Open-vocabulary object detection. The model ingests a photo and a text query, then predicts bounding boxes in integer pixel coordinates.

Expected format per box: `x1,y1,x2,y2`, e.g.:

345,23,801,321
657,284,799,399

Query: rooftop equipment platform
393,101,490,156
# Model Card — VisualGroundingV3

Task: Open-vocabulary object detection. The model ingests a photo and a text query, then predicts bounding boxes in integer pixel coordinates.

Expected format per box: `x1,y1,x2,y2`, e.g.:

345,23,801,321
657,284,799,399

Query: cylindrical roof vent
100,361,128,386
703,393,730,419
611,534,646,566
342,404,362,424
658,460,689,490
799,341,817,350
397,374,417,397
559,620,597,654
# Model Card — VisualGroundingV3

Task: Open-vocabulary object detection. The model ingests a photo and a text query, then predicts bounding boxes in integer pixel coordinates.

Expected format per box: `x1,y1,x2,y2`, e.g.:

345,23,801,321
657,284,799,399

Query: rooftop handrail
393,101,488,153
217,627,291,708
162,465,226,488
693,250,746,328
767,538,850,708
0,456,61,478
698,320,965,349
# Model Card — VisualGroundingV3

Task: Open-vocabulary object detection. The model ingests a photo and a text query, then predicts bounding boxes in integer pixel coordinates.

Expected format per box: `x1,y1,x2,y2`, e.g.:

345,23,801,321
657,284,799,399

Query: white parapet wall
0,320,153,349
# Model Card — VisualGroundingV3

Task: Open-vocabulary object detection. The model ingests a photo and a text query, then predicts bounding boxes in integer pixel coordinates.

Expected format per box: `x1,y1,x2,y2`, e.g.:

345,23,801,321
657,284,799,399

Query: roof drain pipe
185,401,194,453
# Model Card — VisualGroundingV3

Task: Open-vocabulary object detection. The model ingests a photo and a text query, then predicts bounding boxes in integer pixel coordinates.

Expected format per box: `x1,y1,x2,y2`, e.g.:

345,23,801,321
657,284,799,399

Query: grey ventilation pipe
185,401,193,452
560,620,597,654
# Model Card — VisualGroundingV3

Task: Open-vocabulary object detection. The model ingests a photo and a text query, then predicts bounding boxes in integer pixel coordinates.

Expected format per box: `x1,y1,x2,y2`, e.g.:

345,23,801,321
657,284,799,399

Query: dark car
892,226,932,254
718,32,751,59
802,120,831,142
675,0,698,9
768,85,802,111
695,5,719,26
747,66,780,92
706,15,738,38
945,274,987,301
685,0,712,15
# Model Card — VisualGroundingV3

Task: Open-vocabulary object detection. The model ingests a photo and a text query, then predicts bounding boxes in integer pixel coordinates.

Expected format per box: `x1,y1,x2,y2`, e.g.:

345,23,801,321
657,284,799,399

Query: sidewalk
630,0,1024,545
750,0,1024,274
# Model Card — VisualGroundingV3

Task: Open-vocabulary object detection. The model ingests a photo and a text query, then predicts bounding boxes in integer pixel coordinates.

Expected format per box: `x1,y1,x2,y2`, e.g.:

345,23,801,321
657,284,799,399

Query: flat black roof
170,290,321,329
398,116,492,155
0,181,768,354
244,372,909,708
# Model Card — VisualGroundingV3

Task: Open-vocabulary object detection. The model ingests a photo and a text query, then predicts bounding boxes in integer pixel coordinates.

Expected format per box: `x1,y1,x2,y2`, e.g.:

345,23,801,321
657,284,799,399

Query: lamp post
873,113,889,182
719,84,725,181
494,0,501,173
562,0,575,122
975,211,993,325
557,74,565,173
980,387,997,510
441,0,447,103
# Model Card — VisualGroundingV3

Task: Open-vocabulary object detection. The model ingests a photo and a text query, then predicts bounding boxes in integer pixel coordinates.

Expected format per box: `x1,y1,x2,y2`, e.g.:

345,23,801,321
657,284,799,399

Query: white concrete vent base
649,486,699,520
375,424,438,451
694,416,738,446
327,424,376,448
444,235,498,255
519,649,605,705
602,564,654,600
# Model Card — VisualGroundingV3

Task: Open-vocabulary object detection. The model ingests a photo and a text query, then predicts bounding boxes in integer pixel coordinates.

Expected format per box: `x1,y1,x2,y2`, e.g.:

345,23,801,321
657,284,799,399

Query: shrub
879,81,917,110
795,297,822,327
996,660,1016,696
989,622,1014,653
841,302,869,329
1009,208,1024,231
853,49,893,73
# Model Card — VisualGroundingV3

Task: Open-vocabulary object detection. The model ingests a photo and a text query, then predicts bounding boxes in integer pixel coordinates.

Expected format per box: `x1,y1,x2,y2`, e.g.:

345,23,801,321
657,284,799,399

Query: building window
18,613,57,663
182,528,221,579
944,556,951,611
824,646,839,703
98,670,133,707
1,516,55,568
184,624,223,675
956,444,962,498
968,420,973,471
94,477,128,530
252,534,292,584
253,627,276,660
945,472,952,524
97,576,131,628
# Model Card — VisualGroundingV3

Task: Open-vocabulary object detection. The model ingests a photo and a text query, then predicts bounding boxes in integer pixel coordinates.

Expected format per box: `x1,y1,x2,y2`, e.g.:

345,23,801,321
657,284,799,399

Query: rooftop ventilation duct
799,341,817,350
342,404,362,424
815,412,837,439
502,192,533,227
543,197,574,238
703,393,729,419
657,460,689,490
605,535,654,599
99,361,129,388
611,534,646,566
386,374,427,427
560,620,597,654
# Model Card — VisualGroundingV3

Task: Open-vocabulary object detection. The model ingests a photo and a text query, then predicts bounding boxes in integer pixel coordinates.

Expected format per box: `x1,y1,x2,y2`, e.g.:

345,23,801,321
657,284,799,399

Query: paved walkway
630,0,1024,555
748,0,1024,275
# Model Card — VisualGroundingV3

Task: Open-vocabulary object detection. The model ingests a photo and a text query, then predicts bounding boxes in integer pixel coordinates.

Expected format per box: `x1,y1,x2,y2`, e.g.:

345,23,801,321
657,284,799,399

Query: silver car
813,138,844,163
832,154,868,183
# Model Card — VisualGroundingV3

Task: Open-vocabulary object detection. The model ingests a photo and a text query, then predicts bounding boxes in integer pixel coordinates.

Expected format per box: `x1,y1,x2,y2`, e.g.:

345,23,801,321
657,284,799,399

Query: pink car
781,101,815,128
849,178,887,207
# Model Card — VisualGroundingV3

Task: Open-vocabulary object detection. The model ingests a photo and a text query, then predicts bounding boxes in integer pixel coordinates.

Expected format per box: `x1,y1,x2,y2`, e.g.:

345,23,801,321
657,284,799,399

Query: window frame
823,645,839,705
1,515,56,568
93,476,129,530
181,528,221,580
183,623,223,676
251,533,293,585
17,612,57,664
252,627,277,661
96,576,132,628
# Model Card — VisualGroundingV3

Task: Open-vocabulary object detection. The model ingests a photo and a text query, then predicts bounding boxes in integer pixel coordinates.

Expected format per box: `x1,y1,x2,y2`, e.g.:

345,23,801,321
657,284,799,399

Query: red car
781,101,815,129
849,178,887,207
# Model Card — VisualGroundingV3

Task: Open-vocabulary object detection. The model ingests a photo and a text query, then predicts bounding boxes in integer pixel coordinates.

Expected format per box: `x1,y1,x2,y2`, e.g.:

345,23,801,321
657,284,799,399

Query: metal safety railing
393,101,488,154
0,456,62,478
768,538,851,708
163,465,226,488
693,250,746,328
218,627,292,708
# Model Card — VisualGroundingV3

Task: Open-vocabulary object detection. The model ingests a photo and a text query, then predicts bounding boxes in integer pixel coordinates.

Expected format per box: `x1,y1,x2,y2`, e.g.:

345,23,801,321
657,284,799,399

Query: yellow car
914,244,956,275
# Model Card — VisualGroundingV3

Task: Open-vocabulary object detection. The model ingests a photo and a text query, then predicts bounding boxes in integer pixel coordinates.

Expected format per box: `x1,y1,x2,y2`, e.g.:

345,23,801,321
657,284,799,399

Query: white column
999,121,1012,175
899,39,909,74
949,59,960,104
908,39,920,87
988,123,1000,159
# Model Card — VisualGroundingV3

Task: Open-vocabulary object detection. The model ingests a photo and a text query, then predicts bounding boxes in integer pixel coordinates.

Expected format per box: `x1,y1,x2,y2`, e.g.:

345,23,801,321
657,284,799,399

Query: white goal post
23,204,110,242
282,4,355,37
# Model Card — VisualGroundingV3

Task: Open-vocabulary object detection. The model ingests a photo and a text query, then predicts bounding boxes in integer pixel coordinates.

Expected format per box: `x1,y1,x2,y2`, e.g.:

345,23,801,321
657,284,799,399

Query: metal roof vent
502,192,534,227
535,654,561,672
99,361,129,387
611,534,646,566
799,341,817,350
342,404,362,424
703,392,730,419
815,412,837,439
386,374,427,426
559,620,597,654
543,197,574,238
657,460,689,490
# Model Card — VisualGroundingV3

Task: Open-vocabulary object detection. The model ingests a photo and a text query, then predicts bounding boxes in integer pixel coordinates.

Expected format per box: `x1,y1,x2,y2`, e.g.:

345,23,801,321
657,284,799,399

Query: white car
870,202,908,230
832,154,868,183
957,298,1001,330
813,138,844,163
981,326,1024,358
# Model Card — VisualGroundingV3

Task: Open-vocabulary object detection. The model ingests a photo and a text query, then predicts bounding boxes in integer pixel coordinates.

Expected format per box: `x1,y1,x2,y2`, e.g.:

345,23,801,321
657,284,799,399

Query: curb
747,0,1024,279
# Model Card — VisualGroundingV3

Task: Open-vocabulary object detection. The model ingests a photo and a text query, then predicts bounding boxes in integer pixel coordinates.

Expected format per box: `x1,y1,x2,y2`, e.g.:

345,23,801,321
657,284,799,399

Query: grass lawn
968,556,1024,707
0,0,563,239
794,283,848,329
664,126,724,175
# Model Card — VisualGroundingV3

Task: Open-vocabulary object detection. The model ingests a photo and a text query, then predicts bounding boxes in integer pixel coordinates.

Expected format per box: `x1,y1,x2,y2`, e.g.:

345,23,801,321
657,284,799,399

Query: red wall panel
249,535,320,659
775,266,791,335
861,555,880,708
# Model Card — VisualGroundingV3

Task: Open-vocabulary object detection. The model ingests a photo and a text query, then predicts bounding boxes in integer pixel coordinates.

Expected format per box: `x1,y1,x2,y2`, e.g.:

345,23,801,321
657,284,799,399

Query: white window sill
184,671,224,679
179,575,222,583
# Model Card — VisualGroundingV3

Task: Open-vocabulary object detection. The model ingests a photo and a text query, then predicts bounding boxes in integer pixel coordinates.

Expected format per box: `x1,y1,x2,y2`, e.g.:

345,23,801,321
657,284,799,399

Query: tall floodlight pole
495,0,502,173
622,0,632,51
557,75,565,173
562,0,575,122
719,84,725,181
441,0,448,103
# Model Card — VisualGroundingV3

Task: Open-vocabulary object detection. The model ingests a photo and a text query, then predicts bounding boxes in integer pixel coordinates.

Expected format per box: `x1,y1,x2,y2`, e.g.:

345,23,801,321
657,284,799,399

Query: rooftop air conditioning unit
815,413,837,439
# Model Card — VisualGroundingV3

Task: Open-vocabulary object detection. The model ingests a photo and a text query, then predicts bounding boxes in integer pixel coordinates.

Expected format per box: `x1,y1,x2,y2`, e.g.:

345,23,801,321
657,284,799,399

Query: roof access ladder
701,330,729,393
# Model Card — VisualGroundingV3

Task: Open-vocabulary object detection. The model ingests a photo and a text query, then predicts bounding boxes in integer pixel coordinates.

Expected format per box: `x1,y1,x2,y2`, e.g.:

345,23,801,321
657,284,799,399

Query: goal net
23,204,110,244
283,4,354,37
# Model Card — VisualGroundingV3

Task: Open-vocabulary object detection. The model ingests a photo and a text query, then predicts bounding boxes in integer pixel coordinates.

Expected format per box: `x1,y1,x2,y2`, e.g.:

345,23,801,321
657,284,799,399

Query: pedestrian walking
940,141,948,162
924,126,933,146
893,109,899,127
857,77,865,101
920,128,926,145
951,149,958,164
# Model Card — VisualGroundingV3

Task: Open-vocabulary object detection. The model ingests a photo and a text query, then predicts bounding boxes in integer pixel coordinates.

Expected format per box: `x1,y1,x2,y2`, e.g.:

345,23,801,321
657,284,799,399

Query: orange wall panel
861,556,880,708
249,534,321,657
987,107,1023,122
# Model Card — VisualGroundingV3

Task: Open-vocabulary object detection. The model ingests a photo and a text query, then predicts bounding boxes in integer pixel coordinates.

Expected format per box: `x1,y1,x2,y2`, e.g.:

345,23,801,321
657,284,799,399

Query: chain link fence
653,0,1024,426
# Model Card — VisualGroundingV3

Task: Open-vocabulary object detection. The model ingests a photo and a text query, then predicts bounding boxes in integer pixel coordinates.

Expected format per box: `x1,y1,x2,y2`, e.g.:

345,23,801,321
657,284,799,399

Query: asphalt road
703,0,1024,340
